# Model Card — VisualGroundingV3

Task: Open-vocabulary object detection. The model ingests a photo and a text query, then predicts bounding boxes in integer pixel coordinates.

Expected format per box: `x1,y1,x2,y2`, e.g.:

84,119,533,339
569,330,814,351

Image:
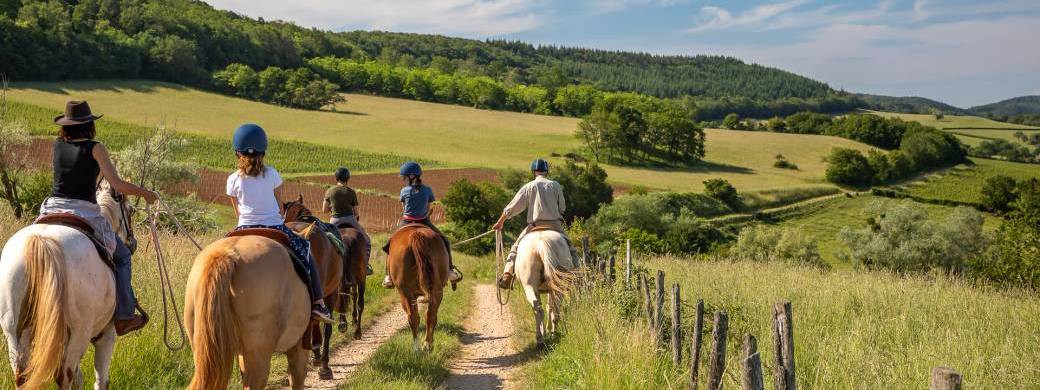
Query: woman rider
39,101,158,335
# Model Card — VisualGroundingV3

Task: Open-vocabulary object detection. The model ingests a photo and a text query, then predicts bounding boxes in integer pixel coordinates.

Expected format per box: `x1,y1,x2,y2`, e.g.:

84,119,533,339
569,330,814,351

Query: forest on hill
0,0,861,120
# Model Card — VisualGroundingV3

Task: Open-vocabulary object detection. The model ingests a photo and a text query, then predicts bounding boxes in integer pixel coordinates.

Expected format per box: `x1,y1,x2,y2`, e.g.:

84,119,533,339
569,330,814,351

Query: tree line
1,0,867,119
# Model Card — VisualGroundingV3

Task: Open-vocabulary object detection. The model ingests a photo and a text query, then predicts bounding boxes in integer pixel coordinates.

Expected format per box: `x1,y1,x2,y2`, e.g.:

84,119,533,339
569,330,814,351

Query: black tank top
52,139,100,203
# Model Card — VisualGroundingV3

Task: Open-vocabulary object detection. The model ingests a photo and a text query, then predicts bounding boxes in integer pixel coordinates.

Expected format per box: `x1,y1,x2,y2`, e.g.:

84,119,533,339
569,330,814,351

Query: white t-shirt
226,166,284,226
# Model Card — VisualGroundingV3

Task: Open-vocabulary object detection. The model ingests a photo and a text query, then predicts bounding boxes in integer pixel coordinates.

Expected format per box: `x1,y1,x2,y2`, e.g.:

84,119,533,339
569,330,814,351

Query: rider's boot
115,315,148,336
312,302,334,324
498,252,516,289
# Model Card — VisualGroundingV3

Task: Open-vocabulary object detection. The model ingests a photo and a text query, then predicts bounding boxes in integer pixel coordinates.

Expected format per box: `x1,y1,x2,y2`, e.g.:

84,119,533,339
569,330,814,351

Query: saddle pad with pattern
34,213,116,270
226,228,293,248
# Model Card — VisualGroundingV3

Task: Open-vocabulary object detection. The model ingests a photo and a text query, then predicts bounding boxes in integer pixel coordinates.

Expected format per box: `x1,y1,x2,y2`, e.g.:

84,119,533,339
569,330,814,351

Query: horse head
96,179,135,250
282,194,312,223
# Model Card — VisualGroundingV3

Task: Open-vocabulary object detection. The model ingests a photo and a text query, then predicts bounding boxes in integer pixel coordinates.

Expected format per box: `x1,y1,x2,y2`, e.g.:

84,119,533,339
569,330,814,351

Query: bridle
283,200,313,223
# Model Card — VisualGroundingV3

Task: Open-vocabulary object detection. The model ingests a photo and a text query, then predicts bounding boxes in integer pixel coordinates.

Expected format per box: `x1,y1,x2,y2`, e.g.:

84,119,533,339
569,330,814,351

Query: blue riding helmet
232,123,268,154
530,158,550,173
399,161,423,177
335,167,351,182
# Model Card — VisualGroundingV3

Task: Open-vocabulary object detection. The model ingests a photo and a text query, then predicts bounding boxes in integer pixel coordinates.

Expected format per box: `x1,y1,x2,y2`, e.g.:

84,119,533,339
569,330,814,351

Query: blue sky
207,0,1040,107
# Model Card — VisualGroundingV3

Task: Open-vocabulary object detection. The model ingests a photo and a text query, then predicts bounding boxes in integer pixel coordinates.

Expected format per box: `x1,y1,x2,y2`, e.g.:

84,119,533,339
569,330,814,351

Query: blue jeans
113,238,138,320
235,224,324,302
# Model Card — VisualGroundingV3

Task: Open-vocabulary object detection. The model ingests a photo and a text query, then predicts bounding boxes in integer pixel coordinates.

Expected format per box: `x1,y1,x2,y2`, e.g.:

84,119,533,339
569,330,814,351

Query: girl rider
225,123,333,323
40,101,157,335
381,162,462,288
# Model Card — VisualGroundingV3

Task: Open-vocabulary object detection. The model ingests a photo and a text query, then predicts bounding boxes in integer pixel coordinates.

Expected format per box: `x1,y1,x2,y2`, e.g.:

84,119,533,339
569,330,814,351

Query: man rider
492,158,579,289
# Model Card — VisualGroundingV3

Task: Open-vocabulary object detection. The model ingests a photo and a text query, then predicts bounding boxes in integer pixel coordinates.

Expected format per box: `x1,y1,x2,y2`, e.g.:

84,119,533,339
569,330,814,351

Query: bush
661,212,724,255
151,194,219,234
838,200,986,272
703,178,740,209
973,182,1040,288
441,179,513,254
729,225,828,268
773,154,798,170
980,175,1018,213
15,171,52,218
586,192,728,256
553,161,614,222
620,228,664,255
825,148,873,186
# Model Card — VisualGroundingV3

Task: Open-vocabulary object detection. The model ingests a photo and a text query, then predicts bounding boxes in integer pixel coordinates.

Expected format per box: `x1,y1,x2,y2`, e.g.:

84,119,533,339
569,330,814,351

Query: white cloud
206,0,543,37
686,0,807,33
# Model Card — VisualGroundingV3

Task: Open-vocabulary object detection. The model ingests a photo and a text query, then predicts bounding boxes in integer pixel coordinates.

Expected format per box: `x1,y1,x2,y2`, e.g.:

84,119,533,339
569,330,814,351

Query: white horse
0,182,129,389
514,230,576,346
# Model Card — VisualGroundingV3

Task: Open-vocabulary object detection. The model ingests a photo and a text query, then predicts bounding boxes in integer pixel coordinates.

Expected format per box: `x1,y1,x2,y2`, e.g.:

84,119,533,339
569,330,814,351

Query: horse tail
408,230,437,297
187,248,240,390
536,232,576,296
18,234,68,390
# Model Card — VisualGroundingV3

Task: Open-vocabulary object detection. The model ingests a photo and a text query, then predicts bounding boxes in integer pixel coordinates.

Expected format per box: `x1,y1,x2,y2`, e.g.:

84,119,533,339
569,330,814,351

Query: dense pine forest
0,0,863,119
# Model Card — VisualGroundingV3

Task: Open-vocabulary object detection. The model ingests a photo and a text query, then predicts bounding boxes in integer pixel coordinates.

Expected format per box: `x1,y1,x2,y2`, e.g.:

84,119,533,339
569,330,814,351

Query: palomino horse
282,197,358,380
514,230,576,346
183,225,321,389
283,198,369,340
387,225,449,351
0,181,131,389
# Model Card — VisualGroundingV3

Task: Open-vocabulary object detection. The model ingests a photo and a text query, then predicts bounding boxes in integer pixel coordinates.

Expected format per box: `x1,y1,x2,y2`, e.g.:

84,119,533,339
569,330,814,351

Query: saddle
527,224,564,234
296,216,346,256
34,213,115,270
226,228,294,249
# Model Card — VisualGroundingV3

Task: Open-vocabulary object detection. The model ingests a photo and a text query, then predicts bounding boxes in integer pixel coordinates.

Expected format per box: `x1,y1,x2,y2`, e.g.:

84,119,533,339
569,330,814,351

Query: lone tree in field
0,76,33,219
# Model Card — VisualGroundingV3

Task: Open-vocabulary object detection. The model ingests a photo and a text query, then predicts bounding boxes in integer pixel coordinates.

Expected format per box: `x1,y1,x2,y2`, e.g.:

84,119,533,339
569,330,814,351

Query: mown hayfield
8,80,874,192
867,110,1040,131
767,194,1001,266
524,258,1040,389
900,158,1040,205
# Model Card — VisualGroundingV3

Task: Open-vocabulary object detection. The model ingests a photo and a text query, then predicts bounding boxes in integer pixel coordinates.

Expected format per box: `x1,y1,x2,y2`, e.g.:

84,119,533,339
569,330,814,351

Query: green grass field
899,158,1040,205
8,80,874,192
866,110,1040,131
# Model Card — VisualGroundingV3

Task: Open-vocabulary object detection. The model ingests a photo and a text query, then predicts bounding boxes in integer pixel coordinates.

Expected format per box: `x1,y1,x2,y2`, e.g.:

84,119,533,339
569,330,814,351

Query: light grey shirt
503,176,566,224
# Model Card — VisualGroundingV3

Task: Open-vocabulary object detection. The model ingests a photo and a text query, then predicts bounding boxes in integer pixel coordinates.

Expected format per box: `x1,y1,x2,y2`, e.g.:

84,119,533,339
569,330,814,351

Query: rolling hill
969,95,1040,117
8,80,874,192
855,93,969,115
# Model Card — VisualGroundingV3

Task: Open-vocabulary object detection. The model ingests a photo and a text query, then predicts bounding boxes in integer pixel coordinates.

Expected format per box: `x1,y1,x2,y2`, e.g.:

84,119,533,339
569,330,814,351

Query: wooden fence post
707,311,728,390
608,255,616,285
672,283,682,365
772,301,796,390
642,274,653,327
655,270,665,343
690,299,704,390
581,236,590,268
625,239,632,287
742,334,764,390
930,367,962,390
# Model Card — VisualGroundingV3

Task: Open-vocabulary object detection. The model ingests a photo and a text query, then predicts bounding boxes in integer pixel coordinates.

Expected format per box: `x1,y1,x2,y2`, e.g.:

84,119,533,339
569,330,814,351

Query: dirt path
443,284,523,390
280,309,407,389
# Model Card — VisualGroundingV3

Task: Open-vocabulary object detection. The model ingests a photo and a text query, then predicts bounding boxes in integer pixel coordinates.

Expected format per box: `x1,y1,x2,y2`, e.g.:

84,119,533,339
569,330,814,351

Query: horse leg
318,323,333,380
548,292,561,336
91,326,117,390
239,351,272,390
311,323,322,364
337,286,350,334
57,334,90,390
353,282,366,340
523,285,545,346
422,292,442,352
285,343,310,390
399,291,421,351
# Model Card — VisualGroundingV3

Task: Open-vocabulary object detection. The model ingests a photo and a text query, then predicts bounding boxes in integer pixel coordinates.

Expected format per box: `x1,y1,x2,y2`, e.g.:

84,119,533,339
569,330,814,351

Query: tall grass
528,257,1040,389
902,158,1040,204
740,185,841,211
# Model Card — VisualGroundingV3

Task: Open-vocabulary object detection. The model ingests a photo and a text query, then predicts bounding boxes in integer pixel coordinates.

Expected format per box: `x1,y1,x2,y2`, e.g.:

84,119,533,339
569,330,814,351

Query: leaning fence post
625,239,632,287
642,274,653,326
690,299,704,390
930,367,962,390
671,283,682,365
707,311,728,390
655,270,665,343
742,334,764,390
608,255,616,285
772,301,796,390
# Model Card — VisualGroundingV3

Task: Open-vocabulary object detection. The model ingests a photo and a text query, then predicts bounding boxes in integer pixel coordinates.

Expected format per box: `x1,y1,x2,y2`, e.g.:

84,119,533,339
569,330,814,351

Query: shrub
973,182,1040,288
980,175,1018,213
729,225,828,268
899,127,967,169
866,149,891,183
554,161,614,221
441,179,513,254
661,212,724,255
825,148,873,186
703,178,740,209
722,113,741,130
151,194,219,234
586,192,729,255
620,228,664,255
15,170,51,218
783,111,833,134
838,200,986,272
773,154,798,170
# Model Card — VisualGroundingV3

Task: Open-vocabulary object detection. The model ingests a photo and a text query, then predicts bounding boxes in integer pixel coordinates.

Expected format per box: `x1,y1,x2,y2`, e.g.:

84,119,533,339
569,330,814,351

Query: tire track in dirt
279,309,407,389
443,284,523,390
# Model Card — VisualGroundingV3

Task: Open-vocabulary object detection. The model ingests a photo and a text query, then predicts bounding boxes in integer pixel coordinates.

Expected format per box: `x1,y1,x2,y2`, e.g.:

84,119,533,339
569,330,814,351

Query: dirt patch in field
296,168,500,196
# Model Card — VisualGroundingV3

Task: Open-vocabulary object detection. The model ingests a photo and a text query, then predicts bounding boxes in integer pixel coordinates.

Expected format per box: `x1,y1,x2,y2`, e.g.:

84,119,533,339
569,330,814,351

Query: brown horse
387,225,449,352
184,228,317,389
283,197,368,379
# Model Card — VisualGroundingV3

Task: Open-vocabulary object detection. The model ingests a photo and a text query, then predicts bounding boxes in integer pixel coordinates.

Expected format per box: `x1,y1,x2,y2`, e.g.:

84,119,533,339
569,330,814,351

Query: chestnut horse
387,225,449,352
283,197,368,379
183,225,323,389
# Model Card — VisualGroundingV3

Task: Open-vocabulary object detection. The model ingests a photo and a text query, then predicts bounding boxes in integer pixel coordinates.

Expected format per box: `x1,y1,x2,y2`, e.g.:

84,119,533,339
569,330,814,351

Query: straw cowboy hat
53,100,103,125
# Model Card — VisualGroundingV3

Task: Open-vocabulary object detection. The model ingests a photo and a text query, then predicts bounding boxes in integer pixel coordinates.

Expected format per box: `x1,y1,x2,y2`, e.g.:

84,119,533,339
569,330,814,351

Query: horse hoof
318,367,333,380
354,329,363,340
338,322,349,333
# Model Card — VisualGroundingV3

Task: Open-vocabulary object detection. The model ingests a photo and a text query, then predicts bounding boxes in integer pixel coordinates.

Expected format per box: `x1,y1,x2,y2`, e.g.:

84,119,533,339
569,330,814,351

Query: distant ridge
969,96,1040,117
